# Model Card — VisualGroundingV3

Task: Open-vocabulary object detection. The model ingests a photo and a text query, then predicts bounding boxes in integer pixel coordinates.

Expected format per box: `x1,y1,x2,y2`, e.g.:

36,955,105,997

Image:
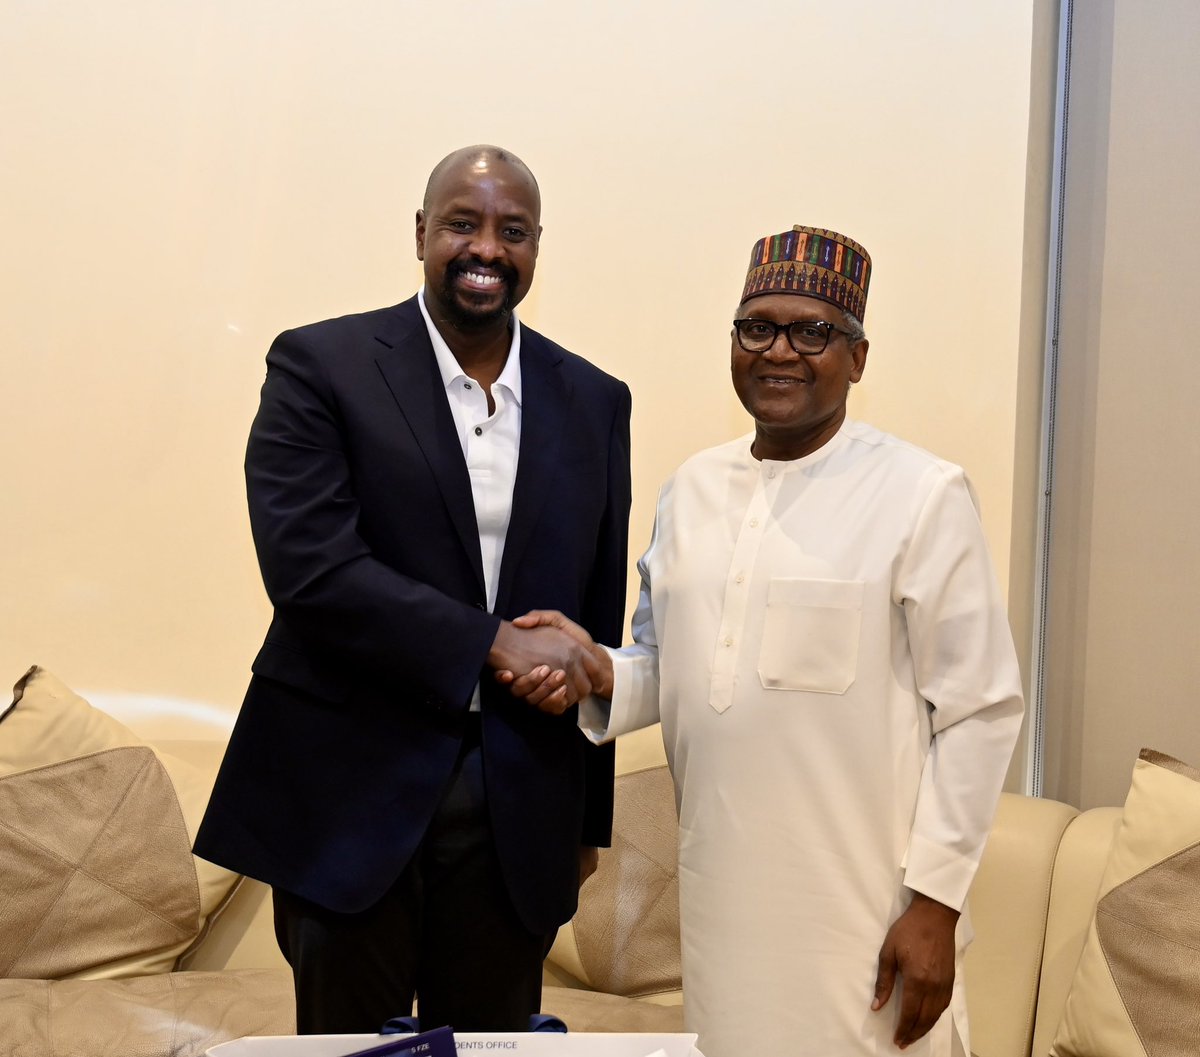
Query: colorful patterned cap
740,225,872,321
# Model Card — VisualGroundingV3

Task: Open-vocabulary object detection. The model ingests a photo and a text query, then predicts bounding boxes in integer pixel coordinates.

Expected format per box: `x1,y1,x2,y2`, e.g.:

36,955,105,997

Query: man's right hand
494,610,615,711
487,619,597,712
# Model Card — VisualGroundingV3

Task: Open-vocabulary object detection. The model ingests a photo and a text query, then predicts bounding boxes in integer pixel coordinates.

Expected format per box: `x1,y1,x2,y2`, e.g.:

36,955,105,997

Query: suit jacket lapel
372,298,486,597
496,331,568,614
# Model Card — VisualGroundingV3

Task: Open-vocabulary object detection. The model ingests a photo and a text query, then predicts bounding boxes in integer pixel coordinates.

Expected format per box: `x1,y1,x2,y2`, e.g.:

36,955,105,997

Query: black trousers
273,717,554,1034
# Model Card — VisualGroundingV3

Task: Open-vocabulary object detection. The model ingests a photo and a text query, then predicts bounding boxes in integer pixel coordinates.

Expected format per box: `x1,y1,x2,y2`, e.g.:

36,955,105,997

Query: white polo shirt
418,288,522,710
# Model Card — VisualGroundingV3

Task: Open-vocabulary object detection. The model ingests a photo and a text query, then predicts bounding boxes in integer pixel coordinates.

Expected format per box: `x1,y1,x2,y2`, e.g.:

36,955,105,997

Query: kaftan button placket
709,476,772,714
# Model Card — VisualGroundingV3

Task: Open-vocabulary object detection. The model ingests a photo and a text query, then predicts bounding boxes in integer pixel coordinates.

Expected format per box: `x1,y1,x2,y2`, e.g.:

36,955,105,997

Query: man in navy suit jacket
194,145,631,1034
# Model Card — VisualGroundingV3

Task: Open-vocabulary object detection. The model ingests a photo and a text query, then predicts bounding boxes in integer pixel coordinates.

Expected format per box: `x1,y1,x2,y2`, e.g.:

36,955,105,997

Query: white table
208,1032,702,1057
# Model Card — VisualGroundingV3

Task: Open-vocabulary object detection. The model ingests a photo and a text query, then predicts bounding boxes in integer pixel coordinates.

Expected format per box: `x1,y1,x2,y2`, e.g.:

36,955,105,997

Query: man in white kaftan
585,418,1023,1056
502,225,1023,1057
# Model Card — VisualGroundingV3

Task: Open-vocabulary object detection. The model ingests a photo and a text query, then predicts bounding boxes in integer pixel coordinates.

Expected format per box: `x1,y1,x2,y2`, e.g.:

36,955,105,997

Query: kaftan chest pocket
757,578,864,694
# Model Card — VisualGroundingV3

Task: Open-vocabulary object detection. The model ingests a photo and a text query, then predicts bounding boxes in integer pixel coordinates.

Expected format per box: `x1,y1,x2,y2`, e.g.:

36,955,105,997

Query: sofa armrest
1029,806,1122,1057
965,792,1079,1057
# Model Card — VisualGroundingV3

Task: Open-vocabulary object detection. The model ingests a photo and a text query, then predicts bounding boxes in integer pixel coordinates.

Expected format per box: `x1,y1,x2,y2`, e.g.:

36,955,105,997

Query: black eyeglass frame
732,317,854,355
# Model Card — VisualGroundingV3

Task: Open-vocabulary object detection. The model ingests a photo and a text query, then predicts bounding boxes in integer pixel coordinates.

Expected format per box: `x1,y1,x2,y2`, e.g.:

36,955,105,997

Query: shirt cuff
578,645,653,744
902,833,981,912
578,691,612,744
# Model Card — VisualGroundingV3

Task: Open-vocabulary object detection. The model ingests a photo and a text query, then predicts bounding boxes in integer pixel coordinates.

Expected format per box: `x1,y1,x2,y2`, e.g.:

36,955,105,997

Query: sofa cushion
540,985,685,1034
0,968,294,1057
570,762,681,999
1050,749,1200,1056
0,667,241,978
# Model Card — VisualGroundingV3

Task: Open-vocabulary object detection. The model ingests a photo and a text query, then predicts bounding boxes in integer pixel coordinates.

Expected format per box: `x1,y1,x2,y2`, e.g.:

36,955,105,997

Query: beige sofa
0,667,297,1057
0,671,1123,1057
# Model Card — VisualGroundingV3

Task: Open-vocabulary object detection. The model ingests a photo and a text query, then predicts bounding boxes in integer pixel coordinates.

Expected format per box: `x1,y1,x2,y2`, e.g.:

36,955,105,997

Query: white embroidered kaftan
582,421,1023,1057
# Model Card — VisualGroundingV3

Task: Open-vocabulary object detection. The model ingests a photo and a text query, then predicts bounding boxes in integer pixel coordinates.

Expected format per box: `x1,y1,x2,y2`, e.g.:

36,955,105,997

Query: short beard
439,261,516,331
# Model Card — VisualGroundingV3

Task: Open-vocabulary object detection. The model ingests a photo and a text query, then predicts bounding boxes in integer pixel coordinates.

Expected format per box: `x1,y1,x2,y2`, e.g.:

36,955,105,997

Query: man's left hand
871,891,960,1049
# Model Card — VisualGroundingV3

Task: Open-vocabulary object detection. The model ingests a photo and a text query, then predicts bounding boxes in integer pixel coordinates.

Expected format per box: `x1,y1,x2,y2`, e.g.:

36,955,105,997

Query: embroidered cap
740,225,872,321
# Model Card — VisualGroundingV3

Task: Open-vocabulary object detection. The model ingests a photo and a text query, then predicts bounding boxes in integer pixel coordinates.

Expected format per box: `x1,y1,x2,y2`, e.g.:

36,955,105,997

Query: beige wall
1,1,1035,731
1040,0,1200,808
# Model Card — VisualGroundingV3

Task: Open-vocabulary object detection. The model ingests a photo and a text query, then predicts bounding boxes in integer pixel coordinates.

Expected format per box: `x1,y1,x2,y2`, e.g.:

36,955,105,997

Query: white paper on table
208,1032,702,1057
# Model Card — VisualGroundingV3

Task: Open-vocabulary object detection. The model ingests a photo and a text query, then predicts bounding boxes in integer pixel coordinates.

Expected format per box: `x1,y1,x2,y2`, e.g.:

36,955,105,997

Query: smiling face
730,293,869,461
415,150,541,332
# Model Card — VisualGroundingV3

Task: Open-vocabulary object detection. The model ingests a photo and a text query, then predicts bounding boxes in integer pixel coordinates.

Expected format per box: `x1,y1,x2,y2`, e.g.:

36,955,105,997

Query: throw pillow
0,746,199,977
0,666,241,979
1050,748,1200,1056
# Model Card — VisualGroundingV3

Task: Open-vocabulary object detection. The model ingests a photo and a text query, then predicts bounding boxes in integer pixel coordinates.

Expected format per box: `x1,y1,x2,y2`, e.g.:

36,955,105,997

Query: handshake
487,611,614,715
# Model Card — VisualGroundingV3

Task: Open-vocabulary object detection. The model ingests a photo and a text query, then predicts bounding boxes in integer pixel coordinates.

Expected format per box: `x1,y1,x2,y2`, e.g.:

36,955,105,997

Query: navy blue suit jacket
194,296,631,933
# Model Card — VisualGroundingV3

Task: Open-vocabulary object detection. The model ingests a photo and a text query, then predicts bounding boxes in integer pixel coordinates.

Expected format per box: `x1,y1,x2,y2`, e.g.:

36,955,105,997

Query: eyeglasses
732,317,852,355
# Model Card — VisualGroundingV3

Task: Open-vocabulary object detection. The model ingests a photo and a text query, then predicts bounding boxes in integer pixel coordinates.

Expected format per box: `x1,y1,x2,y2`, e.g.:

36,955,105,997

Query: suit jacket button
475,602,487,610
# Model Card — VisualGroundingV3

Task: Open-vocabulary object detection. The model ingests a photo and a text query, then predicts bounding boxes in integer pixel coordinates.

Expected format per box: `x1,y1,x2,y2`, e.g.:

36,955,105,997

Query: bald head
415,144,543,333
423,145,540,215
